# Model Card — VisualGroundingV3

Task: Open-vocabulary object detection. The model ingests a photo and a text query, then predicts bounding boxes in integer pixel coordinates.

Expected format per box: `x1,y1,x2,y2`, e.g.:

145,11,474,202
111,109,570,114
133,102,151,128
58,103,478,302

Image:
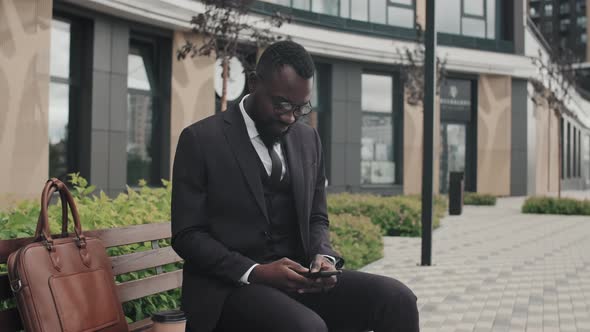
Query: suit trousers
189,270,419,332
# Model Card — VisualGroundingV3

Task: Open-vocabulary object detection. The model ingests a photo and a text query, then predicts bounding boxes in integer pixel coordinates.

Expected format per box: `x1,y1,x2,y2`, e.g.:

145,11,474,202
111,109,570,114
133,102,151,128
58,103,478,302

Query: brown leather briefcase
7,178,128,332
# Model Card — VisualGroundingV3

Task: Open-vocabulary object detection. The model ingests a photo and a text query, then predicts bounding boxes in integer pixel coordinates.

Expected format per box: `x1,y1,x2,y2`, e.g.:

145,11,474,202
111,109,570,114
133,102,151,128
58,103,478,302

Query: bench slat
111,246,183,276
0,274,13,302
0,308,23,331
128,317,154,332
117,269,183,303
0,238,35,263
86,222,172,248
0,222,172,263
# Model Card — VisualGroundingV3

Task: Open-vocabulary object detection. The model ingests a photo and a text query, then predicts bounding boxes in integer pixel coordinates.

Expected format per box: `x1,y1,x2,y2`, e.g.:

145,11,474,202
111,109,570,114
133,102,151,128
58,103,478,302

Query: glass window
486,0,495,38
463,0,484,16
127,46,156,186
361,74,395,185
581,33,587,43
561,18,571,31
388,7,414,28
584,135,590,183
560,3,570,14
312,0,339,15
462,17,486,38
390,0,412,5
263,0,291,6
293,0,311,10
577,16,587,29
369,0,386,24
436,0,461,34
49,19,71,180
545,4,553,16
351,0,369,21
340,0,350,18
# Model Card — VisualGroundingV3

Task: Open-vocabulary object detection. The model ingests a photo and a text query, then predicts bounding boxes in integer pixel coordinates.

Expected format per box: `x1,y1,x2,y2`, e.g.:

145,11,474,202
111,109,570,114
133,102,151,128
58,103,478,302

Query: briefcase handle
33,178,87,250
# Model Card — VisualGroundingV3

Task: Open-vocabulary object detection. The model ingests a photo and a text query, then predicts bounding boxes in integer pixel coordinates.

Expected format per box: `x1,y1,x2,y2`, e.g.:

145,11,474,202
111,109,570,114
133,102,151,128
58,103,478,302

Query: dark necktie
267,144,282,188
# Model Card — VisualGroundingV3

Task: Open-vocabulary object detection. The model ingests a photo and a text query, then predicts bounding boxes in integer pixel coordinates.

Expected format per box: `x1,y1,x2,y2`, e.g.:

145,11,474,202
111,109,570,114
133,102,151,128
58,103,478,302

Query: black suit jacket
171,103,341,332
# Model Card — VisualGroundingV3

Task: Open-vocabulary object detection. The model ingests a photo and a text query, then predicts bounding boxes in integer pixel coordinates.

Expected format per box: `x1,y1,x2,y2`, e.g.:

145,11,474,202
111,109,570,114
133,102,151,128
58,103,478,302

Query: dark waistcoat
257,147,304,264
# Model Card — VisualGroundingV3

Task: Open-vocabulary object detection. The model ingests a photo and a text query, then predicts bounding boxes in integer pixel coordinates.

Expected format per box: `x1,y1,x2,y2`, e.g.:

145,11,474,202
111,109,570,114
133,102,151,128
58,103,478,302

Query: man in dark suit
171,40,419,332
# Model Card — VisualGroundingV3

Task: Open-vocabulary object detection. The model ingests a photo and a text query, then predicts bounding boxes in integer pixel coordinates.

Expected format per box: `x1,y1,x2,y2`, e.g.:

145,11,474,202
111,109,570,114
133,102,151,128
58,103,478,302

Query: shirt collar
239,94,260,140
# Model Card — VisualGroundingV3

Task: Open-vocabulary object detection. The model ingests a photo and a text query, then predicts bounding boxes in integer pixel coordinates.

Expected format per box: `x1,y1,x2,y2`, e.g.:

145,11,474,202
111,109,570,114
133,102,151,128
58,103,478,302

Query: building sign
440,79,471,112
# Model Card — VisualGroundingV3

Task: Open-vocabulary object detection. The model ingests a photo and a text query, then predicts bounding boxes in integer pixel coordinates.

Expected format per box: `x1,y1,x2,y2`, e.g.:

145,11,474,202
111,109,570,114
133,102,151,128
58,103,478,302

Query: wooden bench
0,222,183,332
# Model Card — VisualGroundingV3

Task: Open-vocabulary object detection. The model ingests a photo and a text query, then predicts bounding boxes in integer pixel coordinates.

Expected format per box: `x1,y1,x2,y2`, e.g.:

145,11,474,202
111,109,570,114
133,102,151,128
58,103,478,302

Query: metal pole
421,0,436,266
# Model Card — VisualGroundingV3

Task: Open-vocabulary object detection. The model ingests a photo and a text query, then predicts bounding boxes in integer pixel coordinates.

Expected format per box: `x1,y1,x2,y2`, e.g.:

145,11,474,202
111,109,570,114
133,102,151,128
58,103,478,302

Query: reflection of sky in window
312,0,339,15
50,20,70,79
462,18,486,38
390,0,412,5
463,0,484,16
292,0,310,10
486,0,495,39
128,54,152,91
436,0,461,34
369,0,386,24
351,0,368,21
362,74,393,113
49,83,69,144
388,7,413,28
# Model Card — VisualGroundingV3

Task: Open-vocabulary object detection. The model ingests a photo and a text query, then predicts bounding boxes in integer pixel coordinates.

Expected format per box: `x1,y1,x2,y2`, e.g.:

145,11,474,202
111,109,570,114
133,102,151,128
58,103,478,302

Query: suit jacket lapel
223,105,269,223
282,128,310,256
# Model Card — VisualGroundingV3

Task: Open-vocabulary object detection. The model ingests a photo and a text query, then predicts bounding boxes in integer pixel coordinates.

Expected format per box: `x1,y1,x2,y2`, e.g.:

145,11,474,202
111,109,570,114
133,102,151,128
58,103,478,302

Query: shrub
328,193,447,237
1,174,387,321
464,192,497,206
522,196,590,215
330,214,383,270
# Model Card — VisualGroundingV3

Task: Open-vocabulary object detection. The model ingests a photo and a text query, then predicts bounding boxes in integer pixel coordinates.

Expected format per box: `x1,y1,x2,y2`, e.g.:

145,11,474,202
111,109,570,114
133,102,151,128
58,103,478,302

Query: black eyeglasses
272,101,313,117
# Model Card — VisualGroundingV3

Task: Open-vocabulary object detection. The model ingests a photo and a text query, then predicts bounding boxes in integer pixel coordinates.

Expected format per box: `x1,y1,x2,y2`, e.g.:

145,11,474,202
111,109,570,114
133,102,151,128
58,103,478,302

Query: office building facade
1,0,590,207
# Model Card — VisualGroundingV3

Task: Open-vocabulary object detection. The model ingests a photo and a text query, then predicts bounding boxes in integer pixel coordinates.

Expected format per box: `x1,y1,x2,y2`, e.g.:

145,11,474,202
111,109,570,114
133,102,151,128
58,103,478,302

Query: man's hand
249,258,315,292
299,254,339,294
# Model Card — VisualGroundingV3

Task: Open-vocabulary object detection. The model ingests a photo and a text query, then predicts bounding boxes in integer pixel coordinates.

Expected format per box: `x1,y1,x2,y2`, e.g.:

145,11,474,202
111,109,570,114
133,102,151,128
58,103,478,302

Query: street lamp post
421,0,436,266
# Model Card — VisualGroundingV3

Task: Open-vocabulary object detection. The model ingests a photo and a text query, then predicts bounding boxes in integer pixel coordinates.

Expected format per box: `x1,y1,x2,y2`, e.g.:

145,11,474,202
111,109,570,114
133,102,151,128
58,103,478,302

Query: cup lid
152,310,187,323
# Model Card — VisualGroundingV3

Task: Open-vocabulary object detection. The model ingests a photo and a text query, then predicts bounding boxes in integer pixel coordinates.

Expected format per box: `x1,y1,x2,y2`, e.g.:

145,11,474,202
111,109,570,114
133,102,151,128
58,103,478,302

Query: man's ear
247,71,258,94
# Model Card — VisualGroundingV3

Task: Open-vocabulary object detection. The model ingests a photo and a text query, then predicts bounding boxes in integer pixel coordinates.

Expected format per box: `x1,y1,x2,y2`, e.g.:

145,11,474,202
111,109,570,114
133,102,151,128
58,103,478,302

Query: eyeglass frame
254,72,314,117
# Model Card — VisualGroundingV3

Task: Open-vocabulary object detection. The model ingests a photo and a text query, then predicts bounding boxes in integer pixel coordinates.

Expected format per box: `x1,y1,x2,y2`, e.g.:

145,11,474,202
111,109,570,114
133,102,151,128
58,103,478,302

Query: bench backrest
0,222,183,331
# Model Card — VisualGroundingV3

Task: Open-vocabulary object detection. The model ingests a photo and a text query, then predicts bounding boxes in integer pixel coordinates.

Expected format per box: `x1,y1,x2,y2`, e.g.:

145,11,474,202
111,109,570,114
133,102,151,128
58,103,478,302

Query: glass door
439,122,467,193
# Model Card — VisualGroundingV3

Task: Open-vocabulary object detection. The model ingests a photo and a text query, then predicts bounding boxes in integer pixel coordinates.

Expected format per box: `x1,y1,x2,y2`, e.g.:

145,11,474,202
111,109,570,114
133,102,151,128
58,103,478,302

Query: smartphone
298,270,342,279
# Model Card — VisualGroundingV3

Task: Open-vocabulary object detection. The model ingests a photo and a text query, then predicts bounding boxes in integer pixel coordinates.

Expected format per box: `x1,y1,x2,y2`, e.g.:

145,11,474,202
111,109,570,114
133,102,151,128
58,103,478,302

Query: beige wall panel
416,0,426,29
477,75,511,196
403,91,440,195
170,31,216,176
535,104,560,195
403,96,423,195
0,0,52,208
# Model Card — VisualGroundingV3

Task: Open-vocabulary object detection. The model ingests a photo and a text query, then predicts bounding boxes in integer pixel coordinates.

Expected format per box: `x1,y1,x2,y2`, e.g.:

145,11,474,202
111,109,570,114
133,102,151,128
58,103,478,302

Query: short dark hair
256,40,315,80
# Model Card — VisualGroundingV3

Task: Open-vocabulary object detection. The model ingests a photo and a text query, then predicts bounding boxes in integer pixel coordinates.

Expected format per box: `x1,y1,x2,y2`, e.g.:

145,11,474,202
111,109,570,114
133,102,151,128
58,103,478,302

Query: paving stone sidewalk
361,196,590,332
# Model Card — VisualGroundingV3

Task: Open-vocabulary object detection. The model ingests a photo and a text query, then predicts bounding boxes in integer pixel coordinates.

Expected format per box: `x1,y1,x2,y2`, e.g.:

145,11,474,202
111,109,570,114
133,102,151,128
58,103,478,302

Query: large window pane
390,0,412,5
388,7,414,28
127,50,155,186
436,0,461,34
369,0,386,24
463,0,484,16
293,0,310,10
361,74,395,185
49,83,69,178
49,19,71,179
486,0,495,38
312,0,339,15
362,74,392,113
340,0,350,18
462,17,486,38
50,20,70,79
351,0,368,21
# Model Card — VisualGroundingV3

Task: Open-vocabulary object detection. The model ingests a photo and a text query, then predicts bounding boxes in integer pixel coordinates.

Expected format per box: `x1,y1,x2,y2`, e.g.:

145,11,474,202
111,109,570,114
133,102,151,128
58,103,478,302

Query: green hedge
522,196,590,215
328,193,447,237
464,192,497,206
0,175,387,321
330,214,383,270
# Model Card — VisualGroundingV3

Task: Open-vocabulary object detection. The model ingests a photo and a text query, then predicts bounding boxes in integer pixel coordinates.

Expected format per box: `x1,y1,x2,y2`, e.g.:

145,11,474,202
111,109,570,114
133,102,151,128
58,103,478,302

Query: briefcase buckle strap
10,279,22,293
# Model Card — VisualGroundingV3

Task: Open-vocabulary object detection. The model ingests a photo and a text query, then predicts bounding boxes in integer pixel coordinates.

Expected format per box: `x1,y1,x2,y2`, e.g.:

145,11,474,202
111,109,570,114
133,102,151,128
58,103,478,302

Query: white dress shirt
237,95,335,284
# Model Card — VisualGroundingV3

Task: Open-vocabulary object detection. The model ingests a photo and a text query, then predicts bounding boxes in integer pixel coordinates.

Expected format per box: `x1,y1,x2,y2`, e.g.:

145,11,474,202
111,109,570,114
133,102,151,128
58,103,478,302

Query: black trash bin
449,172,464,215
